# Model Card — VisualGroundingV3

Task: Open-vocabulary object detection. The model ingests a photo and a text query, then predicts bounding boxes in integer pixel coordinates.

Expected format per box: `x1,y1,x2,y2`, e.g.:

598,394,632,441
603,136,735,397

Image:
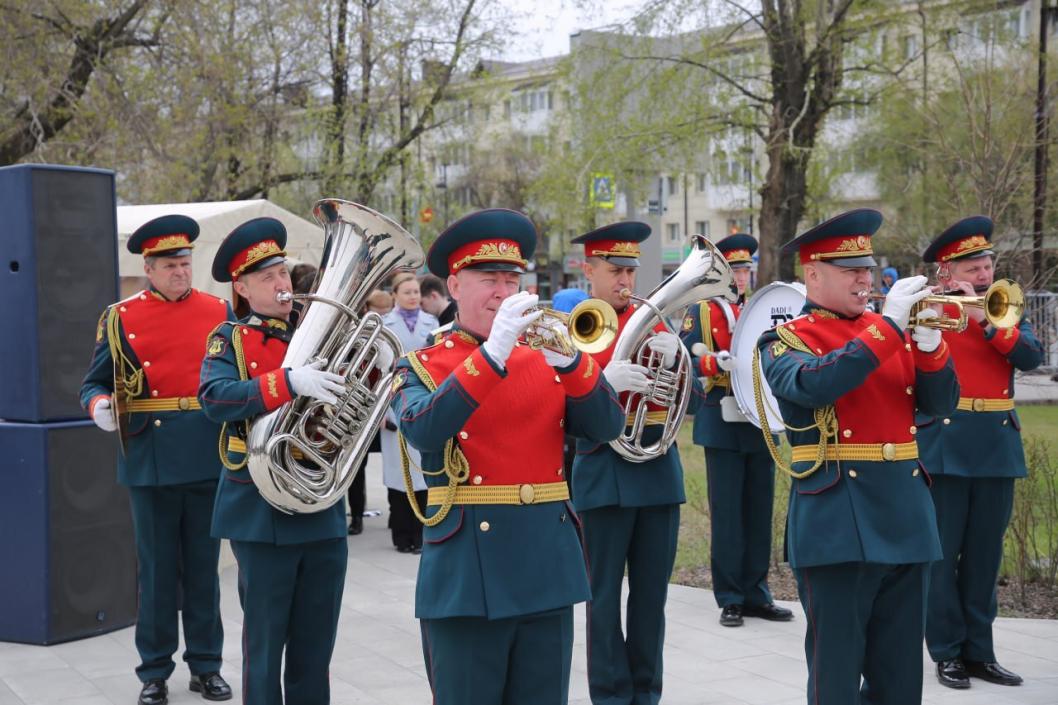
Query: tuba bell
609,235,737,462
246,199,424,514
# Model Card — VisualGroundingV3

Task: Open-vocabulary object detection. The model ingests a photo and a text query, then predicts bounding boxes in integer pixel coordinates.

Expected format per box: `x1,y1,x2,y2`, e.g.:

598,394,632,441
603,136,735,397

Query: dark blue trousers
704,448,775,609
581,504,680,705
795,562,928,705
421,607,574,705
127,482,223,682
926,475,1015,662
230,538,347,705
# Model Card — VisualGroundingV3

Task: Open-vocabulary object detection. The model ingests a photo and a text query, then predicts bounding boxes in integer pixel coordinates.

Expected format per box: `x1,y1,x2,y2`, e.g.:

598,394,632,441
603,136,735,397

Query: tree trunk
758,139,810,284
325,0,350,195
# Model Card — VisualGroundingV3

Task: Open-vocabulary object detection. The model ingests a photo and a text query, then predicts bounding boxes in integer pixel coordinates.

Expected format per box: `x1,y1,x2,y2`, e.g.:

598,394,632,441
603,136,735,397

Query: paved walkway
1,457,1056,705
1015,370,1058,404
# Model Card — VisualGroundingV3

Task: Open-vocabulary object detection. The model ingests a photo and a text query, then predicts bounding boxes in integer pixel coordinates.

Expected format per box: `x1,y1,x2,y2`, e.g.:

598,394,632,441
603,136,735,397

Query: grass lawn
673,404,1058,581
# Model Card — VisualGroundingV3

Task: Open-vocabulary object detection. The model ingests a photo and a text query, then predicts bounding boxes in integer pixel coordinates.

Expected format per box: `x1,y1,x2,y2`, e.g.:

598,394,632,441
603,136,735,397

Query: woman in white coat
380,273,438,553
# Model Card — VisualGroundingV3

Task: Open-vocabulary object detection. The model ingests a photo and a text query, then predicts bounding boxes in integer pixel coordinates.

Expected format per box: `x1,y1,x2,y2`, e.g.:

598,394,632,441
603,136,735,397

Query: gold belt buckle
881,443,897,461
972,398,985,412
178,397,191,411
519,484,536,505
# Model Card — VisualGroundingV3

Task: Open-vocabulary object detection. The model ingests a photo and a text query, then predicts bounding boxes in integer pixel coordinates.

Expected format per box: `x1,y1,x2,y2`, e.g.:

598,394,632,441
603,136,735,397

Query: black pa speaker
0,164,118,422
0,420,137,644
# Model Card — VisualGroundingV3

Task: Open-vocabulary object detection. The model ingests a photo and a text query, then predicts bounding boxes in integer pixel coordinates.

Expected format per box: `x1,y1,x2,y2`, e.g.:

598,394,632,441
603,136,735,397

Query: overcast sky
494,0,644,61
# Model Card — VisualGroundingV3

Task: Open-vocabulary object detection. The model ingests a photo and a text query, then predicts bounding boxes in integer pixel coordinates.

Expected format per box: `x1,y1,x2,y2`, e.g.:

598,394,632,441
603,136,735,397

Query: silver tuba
246,199,424,514
609,235,737,462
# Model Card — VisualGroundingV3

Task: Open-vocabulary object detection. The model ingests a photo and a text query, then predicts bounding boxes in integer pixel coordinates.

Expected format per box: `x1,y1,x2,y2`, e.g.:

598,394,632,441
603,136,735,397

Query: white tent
117,200,323,298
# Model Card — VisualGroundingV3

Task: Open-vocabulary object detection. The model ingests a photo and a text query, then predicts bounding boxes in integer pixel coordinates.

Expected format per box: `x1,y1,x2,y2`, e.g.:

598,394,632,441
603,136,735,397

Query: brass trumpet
524,298,619,356
869,279,1023,332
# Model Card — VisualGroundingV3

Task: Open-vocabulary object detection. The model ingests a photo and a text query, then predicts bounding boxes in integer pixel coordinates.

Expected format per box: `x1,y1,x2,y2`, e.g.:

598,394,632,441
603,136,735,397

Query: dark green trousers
926,475,1015,662
704,448,775,609
581,504,680,705
795,562,928,705
421,607,574,705
128,482,223,682
230,538,347,705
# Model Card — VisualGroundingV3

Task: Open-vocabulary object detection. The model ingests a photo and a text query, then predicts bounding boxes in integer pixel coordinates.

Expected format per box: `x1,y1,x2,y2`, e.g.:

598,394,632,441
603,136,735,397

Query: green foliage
859,9,1046,274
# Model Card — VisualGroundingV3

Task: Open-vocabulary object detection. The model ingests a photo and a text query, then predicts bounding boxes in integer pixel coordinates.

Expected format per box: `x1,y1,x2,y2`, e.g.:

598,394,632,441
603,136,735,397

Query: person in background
420,273,457,326
381,272,438,553
681,233,793,628
290,263,317,295
880,266,898,295
347,289,394,536
551,286,590,492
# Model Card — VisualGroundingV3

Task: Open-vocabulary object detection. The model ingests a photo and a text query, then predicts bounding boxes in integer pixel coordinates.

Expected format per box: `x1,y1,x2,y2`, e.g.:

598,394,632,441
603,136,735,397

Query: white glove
374,342,395,372
881,275,932,330
482,291,542,369
289,360,346,405
91,398,117,432
603,360,651,394
912,309,942,353
542,348,577,369
716,350,737,372
646,332,680,369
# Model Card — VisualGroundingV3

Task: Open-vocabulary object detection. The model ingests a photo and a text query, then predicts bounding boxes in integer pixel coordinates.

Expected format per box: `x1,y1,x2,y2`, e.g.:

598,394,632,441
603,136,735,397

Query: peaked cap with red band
211,217,288,282
715,232,757,268
426,208,536,277
128,214,199,257
572,221,651,267
781,208,881,268
922,215,994,263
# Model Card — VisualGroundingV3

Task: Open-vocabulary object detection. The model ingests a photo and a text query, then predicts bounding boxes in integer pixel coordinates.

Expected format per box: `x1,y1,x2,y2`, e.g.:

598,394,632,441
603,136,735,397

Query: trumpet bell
524,298,619,356
568,299,618,354
984,279,1023,329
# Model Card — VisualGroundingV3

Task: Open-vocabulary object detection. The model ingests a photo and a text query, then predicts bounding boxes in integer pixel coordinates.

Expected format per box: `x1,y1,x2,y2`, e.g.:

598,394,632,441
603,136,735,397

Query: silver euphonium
609,235,737,462
246,199,424,514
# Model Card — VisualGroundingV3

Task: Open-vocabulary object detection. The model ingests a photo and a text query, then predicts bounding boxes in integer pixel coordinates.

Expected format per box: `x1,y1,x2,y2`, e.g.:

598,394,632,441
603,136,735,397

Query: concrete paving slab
0,456,1055,704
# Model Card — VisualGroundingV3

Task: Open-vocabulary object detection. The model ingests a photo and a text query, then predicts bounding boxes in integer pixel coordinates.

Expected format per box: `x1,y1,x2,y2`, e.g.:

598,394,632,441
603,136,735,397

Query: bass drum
729,281,806,432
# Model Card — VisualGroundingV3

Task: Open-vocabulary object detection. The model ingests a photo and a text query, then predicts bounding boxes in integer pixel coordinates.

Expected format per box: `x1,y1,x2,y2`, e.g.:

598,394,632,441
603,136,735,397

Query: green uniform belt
791,440,919,463
426,481,570,506
956,397,1015,412
127,396,201,412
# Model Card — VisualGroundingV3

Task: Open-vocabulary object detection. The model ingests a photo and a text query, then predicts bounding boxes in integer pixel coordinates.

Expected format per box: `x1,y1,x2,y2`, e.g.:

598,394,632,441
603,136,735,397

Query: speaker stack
0,164,137,644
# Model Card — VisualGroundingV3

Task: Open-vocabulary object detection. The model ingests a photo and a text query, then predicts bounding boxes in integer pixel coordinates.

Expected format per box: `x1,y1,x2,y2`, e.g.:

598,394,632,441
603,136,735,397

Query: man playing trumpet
391,209,625,705
757,209,959,705
919,216,1043,690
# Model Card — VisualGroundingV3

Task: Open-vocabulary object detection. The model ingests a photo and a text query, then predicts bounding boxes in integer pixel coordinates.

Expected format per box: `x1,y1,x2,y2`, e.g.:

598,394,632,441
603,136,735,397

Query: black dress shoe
138,679,168,705
348,515,363,535
742,603,795,622
720,604,743,627
396,545,413,553
189,672,232,701
965,660,1023,686
936,659,971,689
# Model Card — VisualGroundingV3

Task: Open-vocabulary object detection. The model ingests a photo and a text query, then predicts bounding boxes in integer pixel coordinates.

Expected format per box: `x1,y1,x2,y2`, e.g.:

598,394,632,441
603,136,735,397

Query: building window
666,176,677,195
695,221,709,237
666,223,680,242
696,173,707,192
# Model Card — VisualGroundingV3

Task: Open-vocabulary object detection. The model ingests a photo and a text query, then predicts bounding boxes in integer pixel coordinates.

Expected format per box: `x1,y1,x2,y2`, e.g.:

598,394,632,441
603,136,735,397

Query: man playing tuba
198,218,387,704
569,222,696,705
